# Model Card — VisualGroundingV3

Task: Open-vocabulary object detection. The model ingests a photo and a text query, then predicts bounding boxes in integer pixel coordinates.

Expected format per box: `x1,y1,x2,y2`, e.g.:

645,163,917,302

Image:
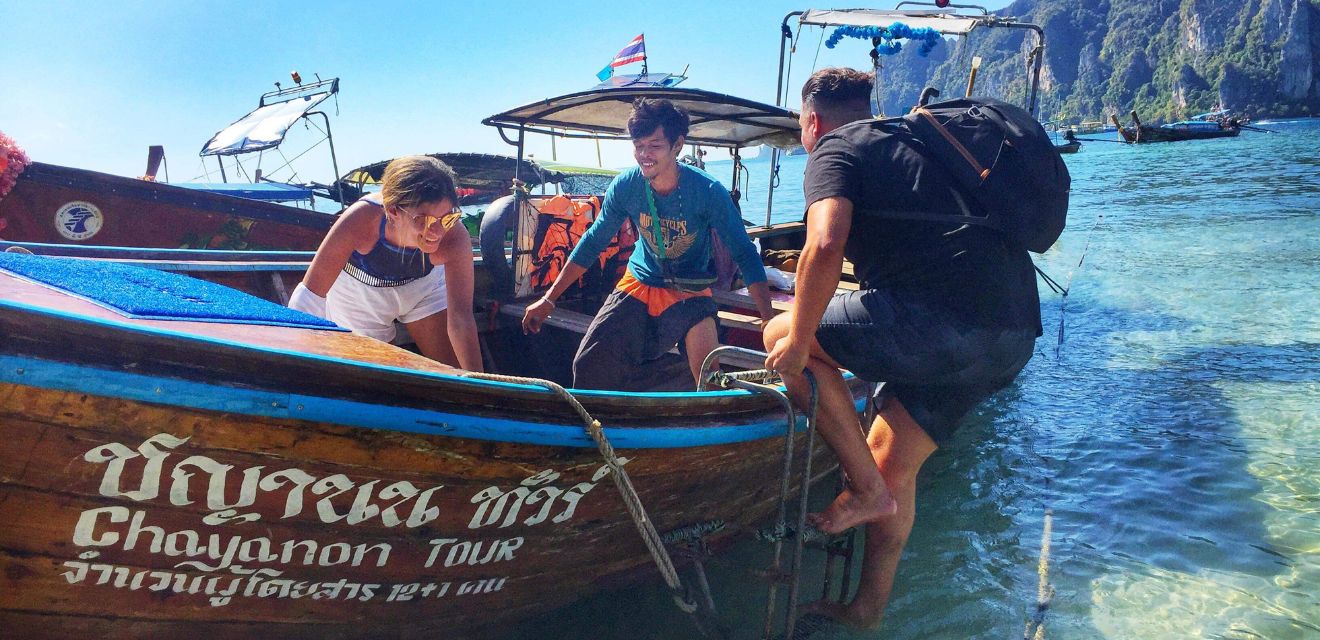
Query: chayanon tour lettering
59,432,627,608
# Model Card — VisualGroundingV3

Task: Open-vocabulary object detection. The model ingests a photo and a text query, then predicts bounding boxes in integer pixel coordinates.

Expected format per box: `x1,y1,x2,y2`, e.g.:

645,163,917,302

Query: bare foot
807,486,897,535
800,599,885,630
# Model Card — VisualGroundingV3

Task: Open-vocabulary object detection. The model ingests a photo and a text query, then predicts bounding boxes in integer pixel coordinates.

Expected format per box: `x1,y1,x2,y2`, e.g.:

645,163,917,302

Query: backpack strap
914,107,990,181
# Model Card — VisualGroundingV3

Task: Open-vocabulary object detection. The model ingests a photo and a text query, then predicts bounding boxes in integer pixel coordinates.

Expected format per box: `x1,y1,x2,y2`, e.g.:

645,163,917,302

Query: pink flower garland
0,130,32,201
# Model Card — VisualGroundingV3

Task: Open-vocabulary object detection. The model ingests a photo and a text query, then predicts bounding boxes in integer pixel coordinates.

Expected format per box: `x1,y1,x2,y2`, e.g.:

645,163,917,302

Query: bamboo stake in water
966,56,983,97
1023,509,1055,640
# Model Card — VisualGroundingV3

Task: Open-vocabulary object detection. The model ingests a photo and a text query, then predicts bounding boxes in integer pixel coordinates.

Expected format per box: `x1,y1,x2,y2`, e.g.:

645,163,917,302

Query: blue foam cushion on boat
0,252,345,330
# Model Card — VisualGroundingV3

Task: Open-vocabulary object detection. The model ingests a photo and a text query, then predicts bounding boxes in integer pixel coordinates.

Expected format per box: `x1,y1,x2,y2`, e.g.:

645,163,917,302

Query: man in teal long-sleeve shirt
522,98,775,390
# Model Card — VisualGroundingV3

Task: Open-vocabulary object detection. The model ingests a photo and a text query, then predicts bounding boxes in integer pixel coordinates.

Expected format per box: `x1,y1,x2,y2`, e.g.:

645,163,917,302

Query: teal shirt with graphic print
567,164,767,289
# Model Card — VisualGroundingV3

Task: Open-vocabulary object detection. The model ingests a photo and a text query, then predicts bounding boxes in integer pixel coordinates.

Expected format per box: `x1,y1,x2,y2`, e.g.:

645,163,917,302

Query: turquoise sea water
514,121,1320,639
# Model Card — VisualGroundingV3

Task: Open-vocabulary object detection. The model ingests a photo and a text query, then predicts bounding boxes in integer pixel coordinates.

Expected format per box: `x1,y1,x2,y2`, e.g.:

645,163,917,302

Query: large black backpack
869,96,1070,253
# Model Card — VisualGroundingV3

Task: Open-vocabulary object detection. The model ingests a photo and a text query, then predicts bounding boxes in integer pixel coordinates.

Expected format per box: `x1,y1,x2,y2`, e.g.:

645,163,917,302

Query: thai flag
611,34,646,67
597,34,646,81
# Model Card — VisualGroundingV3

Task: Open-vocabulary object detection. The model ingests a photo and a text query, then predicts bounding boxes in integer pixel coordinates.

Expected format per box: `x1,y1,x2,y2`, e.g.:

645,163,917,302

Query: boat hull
0,273,847,638
0,162,334,250
0,381,814,639
1116,125,1240,143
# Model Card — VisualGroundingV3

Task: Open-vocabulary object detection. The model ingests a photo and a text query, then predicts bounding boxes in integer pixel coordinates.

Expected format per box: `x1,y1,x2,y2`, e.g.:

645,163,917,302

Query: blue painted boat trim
0,298,755,400
113,260,311,272
0,299,869,448
0,240,316,261
0,354,824,448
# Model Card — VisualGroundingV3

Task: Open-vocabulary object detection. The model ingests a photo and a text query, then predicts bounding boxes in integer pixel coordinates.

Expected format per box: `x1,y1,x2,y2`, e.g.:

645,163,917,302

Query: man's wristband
540,295,556,309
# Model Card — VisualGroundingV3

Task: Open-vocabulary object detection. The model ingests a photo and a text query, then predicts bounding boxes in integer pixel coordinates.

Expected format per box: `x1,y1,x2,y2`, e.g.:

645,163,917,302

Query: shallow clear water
514,121,1320,639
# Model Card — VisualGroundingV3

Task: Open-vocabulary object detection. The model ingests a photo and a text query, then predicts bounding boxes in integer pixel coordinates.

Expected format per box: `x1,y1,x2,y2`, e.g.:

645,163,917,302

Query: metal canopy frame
798,8,984,35
769,3,1046,224
776,4,1045,117
198,76,344,202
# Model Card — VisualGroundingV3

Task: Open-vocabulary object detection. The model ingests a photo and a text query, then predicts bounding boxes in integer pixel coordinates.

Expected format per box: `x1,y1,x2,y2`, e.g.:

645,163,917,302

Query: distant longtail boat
1112,111,1241,143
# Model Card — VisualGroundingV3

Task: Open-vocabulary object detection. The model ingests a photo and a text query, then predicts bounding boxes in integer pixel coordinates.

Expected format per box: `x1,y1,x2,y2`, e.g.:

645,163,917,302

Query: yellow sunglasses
403,207,463,232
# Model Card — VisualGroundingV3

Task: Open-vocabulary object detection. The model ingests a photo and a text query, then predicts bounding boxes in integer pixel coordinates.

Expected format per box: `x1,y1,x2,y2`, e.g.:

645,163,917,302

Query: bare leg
809,398,937,629
684,316,720,386
405,310,458,366
763,314,897,534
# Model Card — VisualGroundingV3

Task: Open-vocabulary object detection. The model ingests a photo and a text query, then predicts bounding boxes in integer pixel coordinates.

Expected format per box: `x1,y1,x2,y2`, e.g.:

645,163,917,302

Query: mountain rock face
865,0,1320,122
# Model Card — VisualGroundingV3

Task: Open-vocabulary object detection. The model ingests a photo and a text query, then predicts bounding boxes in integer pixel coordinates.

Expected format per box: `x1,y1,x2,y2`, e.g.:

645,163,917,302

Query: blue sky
1,0,1013,182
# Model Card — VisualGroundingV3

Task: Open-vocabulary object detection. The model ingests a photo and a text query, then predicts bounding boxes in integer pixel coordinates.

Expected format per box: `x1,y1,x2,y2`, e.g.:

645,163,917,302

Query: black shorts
815,288,1036,443
572,288,719,391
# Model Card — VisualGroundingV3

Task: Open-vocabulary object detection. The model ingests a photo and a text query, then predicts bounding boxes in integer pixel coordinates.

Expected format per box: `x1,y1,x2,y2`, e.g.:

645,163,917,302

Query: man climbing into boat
289,155,484,371
522,98,774,390
763,68,1041,628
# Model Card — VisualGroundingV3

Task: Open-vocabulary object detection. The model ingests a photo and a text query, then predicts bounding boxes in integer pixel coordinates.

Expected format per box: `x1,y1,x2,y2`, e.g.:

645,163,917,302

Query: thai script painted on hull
59,432,628,610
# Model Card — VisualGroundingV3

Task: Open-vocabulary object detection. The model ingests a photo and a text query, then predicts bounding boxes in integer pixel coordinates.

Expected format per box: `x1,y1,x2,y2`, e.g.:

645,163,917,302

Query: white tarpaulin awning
200,92,332,157
798,9,983,35
484,87,802,149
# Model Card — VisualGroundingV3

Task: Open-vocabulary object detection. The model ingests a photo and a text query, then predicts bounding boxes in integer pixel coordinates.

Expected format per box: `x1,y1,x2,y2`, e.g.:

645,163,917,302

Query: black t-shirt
803,119,1042,334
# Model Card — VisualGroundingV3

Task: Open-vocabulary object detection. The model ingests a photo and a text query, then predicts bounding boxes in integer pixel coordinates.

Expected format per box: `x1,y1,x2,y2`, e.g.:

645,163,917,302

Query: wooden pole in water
1128,111,1145,143
966,56,983,97
1110,114,1128,143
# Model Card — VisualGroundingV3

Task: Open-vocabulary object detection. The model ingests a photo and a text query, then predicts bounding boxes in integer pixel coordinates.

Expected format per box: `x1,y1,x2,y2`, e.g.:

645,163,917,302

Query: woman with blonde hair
289,155,482,370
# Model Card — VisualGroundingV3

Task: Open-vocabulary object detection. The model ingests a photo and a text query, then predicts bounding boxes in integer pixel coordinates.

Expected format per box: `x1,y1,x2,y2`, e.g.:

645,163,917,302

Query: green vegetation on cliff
866,0,1319,123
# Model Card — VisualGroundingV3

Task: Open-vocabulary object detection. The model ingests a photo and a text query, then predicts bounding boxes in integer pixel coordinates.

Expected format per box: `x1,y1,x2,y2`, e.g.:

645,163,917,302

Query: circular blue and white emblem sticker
55,201,103,241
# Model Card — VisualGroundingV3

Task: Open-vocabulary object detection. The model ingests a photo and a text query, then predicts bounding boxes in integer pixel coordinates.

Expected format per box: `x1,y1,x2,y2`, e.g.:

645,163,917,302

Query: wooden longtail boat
0,79,858,637
0,77,571,252
0,162,336,250
0,78,346,251
1054,140,1081,154
0,156,597,252
0,257,859,637
1111,111,1241,144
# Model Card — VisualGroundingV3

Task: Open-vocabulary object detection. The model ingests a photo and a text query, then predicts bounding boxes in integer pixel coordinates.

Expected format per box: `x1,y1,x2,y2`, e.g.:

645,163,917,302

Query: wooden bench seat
498,300,596,334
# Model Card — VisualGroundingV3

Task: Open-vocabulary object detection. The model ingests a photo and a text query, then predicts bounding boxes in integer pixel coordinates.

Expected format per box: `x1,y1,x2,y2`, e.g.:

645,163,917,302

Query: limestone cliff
864,0,1320,122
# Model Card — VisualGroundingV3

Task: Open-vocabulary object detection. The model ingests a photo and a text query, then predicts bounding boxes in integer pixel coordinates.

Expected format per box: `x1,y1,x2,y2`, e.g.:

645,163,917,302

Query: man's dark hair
801,67,874,124
627,98,690,145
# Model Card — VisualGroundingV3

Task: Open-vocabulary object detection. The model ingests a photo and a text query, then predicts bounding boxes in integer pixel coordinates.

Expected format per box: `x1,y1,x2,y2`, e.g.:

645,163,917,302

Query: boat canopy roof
339,153,618,191
534,161,619,177
798,8,984,35
200,78,339,157
483,87,801,149
341,153,549,190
